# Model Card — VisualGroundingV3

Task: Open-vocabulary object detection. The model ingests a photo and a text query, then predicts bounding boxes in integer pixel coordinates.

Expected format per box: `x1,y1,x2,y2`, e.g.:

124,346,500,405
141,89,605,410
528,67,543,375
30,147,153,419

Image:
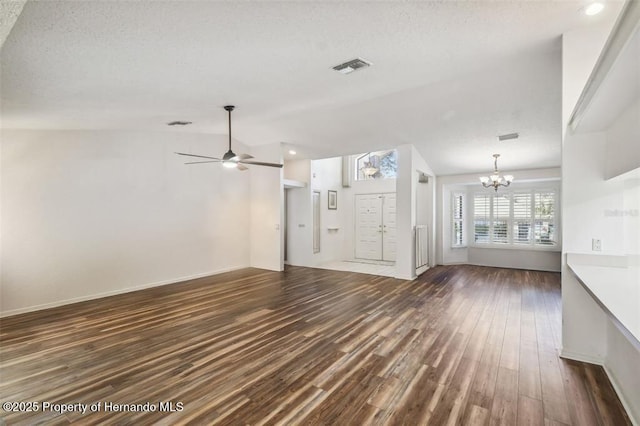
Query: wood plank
518,395,545,426
0,265,631,425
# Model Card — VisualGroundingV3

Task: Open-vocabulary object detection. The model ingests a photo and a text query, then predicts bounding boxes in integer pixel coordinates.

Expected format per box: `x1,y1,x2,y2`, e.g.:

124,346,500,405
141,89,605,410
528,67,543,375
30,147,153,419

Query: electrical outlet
592,238,602,251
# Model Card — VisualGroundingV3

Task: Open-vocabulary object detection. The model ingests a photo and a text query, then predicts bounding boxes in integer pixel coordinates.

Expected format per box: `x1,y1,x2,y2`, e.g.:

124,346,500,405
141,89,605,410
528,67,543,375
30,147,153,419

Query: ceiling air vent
498,132,519,141
167,121,192,126
332,58,372,74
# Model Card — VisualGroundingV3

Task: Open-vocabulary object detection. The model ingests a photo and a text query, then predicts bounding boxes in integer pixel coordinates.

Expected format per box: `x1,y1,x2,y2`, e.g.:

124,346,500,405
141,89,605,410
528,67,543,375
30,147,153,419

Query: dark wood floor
0,265,630,425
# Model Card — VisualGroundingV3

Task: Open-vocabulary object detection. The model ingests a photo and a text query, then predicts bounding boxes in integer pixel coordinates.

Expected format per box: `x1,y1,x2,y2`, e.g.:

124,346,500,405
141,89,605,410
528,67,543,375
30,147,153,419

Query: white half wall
1,129,251,316
467,247,561,272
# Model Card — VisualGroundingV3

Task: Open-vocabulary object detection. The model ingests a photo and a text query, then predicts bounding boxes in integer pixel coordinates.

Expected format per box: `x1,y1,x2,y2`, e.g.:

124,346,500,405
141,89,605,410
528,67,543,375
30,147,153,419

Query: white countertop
567,253,640,343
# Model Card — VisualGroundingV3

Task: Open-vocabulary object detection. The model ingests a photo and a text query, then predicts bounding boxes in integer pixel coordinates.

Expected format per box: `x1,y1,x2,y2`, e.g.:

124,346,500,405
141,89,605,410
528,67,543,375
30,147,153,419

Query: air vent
332,58,372,74
167,121,192,126
498,132,519,141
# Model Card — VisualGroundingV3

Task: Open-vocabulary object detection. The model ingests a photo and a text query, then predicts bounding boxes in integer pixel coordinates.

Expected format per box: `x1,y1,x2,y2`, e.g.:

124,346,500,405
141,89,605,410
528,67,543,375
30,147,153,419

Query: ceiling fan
175,105,283,171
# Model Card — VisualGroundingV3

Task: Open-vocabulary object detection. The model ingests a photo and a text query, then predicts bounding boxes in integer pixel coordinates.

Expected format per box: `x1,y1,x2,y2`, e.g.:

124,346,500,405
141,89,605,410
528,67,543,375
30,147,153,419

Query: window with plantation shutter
492,194,510,244
535,191,556,245
513,193,532,244
474,194,490,243
452,193,464,247
472,188,558,248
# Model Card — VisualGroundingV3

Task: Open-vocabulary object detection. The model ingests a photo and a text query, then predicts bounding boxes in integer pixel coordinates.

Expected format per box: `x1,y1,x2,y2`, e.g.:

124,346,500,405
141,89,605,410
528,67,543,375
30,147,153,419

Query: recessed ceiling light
167,121,192,126
585,2,604,15
332,58,372,75
289,150,297,155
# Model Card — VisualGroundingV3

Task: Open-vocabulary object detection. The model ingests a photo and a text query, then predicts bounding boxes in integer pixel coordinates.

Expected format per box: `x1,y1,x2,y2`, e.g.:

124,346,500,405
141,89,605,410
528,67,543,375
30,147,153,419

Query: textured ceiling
0,0,26,50
0,0,625,174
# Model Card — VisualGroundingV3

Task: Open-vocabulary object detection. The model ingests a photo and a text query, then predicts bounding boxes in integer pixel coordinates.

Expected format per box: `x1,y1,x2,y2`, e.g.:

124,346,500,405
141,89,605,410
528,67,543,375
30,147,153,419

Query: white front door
355,193,396,261
355,194,383,260
382,193,397,261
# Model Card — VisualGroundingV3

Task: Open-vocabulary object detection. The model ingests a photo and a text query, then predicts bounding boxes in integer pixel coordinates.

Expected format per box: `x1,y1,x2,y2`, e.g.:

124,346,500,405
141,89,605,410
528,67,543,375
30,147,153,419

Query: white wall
467,248,561,272
284,159,311,266
562,126,639,420
436,168,562,271
561,6,640,422
249,143,284,271
561,4,625,129
1,129,251,315
563,132,626,254
606,98,640,179
310,157,345,264
437,182,470,265
395,144,436,280
285,157,346,267
283,158,310,183
286,185,312,265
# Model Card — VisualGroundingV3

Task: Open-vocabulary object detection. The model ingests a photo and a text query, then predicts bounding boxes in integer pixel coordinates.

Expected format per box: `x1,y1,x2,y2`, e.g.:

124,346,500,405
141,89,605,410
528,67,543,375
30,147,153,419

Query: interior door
355,194,383,260
382,193,397,261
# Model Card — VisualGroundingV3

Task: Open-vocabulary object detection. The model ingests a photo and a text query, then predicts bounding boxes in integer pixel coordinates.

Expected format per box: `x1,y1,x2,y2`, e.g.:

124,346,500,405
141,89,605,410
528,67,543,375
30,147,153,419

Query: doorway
355,193,396,261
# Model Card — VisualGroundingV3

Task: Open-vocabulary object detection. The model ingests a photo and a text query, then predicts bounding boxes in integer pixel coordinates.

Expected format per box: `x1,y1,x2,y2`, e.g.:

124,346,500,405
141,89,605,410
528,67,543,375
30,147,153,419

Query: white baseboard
561,349,638,425
416,265,429,276
603,364,640,426
559,348,604,365
0,265,247,318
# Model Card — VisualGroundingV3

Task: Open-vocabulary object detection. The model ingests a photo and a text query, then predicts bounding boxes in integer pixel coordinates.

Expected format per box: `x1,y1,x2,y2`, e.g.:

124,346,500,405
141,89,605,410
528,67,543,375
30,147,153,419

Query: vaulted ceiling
0,1,623,175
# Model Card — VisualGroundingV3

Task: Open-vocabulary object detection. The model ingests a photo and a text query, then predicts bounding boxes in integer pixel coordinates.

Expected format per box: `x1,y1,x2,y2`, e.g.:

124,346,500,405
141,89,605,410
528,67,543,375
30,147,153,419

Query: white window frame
451,192,465,248
471,186,560,250
353,150,398,181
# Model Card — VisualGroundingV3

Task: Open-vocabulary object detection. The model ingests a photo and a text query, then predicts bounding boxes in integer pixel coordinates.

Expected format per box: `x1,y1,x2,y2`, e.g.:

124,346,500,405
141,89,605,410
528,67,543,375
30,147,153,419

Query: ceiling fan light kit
479,154,514,191
175,105,283,171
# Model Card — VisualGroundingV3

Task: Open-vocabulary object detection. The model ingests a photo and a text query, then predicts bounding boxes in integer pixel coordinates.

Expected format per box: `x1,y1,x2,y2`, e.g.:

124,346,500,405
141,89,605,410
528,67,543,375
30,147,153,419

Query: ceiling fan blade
235,153,254,160
237,164,249,171
184,160,221,164
239,160,284,168
175,152,222,161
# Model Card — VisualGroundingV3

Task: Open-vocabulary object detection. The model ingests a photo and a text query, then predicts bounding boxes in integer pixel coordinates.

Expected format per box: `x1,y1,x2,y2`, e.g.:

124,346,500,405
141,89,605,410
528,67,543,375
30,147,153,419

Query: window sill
470,244,561,253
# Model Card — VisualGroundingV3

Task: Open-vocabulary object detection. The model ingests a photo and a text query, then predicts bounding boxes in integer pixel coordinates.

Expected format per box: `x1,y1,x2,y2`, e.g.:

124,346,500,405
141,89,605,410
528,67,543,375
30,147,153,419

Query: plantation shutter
474,194,490,243
492,194,510,244
513,193,532,244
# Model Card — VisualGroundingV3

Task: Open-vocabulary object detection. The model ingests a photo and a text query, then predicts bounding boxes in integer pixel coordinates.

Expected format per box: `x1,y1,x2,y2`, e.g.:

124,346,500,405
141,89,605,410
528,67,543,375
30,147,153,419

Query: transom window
354,150,397,180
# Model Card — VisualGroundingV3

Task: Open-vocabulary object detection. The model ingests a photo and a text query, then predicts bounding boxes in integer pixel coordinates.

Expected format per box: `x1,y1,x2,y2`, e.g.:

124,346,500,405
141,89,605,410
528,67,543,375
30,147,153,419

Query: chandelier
479,154,514,191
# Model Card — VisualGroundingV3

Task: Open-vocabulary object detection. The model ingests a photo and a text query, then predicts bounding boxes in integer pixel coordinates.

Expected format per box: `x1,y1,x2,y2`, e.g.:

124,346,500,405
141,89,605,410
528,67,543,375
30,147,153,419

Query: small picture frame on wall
328,190,337,210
